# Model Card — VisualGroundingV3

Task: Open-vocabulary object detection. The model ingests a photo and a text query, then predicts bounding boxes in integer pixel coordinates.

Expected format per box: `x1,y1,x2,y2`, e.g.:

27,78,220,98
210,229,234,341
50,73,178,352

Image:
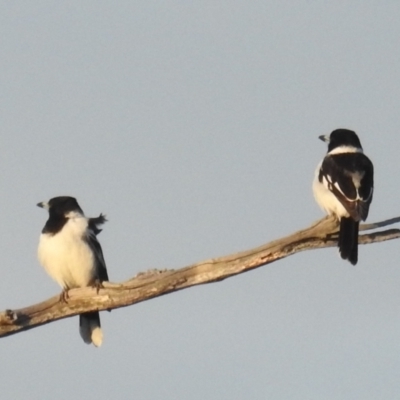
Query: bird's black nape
338,217,359,265
326,129,362,153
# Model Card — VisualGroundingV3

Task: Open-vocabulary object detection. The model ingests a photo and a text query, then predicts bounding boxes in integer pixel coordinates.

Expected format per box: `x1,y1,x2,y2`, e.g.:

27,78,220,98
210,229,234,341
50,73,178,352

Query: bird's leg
91,279,112,312
92,279,104,294
5,309,17,321
325,231,339,242
59,288,70,303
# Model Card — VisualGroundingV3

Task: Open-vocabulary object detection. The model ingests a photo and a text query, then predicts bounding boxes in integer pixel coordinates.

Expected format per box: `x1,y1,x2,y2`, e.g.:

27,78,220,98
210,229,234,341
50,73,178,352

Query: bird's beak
37,201,49,210
318,135,329,143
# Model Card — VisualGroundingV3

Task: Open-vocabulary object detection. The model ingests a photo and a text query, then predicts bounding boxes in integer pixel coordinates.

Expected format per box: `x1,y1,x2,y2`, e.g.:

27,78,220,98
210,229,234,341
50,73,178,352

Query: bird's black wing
88,213,107,235
84,220,109,283
319,153,374,221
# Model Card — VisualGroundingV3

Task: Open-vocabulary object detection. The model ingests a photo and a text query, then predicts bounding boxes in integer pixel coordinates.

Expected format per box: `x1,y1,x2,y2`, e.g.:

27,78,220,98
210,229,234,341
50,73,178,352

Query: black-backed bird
313,129,374,265
37,196,109,346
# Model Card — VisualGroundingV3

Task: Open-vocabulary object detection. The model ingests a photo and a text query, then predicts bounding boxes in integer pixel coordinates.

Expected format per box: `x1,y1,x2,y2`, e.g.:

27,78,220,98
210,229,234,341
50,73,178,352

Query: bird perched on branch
37,196,109,346
313,129,374,265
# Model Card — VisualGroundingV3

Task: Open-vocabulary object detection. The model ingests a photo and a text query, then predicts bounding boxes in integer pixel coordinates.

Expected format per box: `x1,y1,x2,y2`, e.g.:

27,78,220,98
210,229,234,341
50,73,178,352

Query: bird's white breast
38,216,96,289
312,162,349,218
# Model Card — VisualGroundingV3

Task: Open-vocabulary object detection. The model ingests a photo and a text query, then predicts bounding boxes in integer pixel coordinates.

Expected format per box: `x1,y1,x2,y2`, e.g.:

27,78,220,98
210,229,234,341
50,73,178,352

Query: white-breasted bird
37,196,108,346
313,129,374,265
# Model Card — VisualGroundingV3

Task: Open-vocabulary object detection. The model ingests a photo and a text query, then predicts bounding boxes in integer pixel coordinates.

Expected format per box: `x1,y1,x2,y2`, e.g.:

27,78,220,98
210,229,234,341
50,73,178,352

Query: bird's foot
59,289,70,303
92,279,104,294
325,231,339,243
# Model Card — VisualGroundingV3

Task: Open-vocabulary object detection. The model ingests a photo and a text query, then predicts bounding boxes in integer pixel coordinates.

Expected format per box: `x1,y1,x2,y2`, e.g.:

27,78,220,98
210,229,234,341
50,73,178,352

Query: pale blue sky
1,2,400,399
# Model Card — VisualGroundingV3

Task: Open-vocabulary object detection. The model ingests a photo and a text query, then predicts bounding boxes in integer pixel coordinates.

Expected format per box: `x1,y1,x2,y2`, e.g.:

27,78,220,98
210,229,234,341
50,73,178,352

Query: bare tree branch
1,215,399,339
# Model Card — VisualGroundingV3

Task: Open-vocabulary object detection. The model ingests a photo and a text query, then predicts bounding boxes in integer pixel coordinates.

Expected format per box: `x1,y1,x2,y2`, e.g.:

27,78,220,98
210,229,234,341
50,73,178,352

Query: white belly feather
312,163,349,219
38,216,96,289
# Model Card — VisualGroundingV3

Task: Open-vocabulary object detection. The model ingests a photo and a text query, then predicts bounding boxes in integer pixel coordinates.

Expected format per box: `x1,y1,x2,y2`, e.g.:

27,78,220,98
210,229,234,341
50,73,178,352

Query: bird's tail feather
338,217,359,265
79,312,103,347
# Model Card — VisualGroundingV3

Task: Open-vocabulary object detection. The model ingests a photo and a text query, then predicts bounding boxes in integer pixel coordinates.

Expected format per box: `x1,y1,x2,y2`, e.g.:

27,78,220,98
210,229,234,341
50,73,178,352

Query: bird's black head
38,196,85,235
37,196,84,217
319,129,363,153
